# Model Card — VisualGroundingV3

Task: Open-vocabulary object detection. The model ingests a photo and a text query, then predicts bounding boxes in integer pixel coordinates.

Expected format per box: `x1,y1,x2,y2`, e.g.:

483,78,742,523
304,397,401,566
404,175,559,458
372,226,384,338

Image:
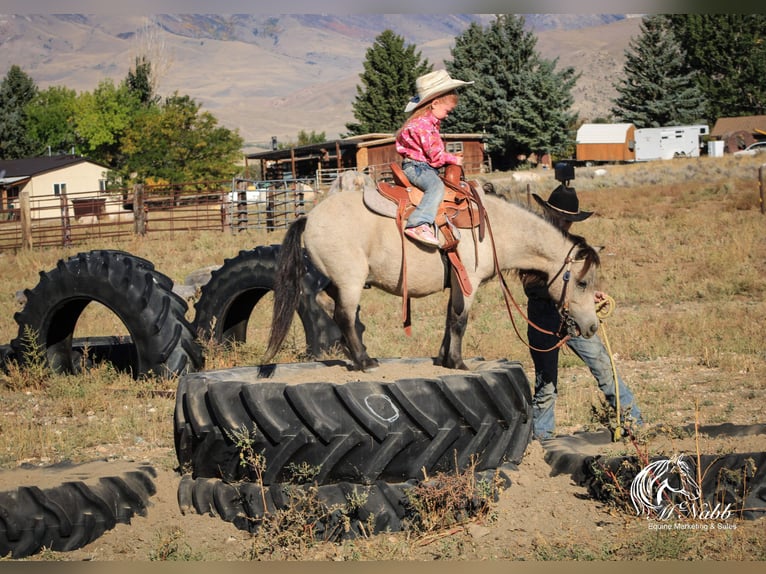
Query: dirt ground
3,359,765,562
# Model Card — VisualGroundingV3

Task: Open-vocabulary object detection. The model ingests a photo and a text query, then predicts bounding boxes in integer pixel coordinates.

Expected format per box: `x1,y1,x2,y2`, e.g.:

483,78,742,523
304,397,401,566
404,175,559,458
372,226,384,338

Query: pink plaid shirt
395,112,459,168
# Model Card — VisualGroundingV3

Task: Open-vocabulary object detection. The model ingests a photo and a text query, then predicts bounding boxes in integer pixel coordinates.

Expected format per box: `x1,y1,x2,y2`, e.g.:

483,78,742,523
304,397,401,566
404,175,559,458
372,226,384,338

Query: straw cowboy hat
404,69,474,114
532,185,594,222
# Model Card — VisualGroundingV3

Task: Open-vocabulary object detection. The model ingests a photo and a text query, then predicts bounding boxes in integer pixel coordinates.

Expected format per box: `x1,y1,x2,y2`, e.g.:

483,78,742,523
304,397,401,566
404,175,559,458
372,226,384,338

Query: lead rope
595,294,622,441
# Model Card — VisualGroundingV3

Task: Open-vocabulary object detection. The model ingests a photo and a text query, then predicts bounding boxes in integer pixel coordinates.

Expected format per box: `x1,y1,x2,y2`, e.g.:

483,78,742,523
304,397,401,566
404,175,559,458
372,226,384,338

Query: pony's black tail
265,216,308,362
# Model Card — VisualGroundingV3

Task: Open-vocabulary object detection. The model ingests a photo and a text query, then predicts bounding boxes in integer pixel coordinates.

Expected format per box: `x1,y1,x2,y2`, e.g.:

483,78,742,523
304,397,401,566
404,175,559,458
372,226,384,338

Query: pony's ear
594,245,605,253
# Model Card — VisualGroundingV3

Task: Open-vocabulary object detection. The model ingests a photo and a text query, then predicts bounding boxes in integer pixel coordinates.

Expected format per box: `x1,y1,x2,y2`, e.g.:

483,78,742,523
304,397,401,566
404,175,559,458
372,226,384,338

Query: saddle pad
363,182,400,218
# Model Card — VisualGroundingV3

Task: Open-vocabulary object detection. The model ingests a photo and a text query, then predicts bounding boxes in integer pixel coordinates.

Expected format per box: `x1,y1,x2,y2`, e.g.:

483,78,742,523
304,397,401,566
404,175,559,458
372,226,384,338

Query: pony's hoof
360,358,380,372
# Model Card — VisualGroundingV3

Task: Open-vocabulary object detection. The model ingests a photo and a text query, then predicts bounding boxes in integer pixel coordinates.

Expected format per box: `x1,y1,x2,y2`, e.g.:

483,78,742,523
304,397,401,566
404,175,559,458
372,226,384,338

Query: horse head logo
630,454,701,518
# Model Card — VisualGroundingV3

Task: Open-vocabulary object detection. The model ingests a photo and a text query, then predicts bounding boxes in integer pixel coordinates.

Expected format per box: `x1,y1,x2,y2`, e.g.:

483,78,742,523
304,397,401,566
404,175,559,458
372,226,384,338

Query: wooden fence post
19,189,32,250
133,184,146,235
60,187,72,246
760,164,765,215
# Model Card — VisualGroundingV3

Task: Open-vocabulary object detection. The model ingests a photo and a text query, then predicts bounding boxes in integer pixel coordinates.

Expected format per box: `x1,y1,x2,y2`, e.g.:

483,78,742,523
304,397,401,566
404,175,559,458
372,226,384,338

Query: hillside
0,14,643,150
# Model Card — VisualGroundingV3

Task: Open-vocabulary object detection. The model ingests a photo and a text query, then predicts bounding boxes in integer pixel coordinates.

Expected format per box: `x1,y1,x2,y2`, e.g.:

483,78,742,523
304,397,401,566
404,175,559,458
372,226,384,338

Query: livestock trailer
633,124,709,161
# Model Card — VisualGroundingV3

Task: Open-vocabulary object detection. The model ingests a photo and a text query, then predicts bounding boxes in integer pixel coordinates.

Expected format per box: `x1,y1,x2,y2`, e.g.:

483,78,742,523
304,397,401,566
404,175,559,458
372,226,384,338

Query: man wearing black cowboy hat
521,184,643,440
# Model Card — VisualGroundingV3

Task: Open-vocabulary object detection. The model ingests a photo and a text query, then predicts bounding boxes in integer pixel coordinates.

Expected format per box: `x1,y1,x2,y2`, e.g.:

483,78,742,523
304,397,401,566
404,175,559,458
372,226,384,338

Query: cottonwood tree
121,93,243,183
125,55,161,108
0,65,38,159
25,86,79,156
445,15,579,169
345,29,432,136
74,79,140,168
611,15,705,128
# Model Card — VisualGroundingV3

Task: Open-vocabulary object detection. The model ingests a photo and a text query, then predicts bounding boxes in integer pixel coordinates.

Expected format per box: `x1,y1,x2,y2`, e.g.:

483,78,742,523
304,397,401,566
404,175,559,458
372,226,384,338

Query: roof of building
0,155,104,181
245,139,362,162
245,133,487,161
710,115,766,137
576,123,634,144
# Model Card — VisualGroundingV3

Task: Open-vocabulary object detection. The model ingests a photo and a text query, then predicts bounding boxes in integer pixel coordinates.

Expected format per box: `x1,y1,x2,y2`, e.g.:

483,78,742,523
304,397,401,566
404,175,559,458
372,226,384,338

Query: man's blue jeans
402,160,444,228
528,297,643,440
567,333,643,425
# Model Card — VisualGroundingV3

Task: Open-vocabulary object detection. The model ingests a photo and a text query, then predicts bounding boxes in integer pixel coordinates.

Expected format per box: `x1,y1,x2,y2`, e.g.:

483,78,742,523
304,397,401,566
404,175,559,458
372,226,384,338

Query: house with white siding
0,155,109,220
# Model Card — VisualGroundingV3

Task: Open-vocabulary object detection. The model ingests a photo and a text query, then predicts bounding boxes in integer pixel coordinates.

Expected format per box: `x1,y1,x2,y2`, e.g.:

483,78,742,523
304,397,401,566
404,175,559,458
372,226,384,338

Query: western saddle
375,163,488,334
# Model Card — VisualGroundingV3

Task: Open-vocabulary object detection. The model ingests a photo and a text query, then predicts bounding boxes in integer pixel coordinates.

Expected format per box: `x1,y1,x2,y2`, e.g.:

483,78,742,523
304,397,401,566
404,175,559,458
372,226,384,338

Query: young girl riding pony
395,70,473,247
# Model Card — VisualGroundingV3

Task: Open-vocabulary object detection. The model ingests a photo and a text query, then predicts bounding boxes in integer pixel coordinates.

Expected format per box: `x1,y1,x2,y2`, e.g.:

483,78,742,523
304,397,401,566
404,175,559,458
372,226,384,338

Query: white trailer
633,124,709,161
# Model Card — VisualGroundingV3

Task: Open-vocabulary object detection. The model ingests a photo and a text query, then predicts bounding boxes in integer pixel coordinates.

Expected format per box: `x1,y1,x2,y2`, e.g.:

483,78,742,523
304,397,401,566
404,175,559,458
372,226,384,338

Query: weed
149,526,204,561
533,539,614,561
404,456,504,534
631,529,691,560
286,461,322,484
1,326,50,391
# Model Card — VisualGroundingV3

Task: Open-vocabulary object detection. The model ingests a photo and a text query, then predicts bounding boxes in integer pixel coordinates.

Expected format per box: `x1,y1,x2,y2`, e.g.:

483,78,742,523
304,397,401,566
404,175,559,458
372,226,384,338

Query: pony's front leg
436,287,470,370
326,284,379,372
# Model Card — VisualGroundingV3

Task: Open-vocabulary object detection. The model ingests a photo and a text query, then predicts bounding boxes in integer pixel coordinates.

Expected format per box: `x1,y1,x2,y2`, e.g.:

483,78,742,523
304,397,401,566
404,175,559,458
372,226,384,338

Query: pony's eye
577,280,588,290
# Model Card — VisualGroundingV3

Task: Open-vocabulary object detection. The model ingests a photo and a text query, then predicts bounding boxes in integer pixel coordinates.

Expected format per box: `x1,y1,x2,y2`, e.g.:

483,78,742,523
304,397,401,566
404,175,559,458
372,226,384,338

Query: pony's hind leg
325,283,379,372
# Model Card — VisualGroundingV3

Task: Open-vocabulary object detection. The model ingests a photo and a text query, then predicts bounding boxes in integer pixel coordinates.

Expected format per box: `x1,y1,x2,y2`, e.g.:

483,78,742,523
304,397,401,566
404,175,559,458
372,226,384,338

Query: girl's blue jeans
402,160,445,228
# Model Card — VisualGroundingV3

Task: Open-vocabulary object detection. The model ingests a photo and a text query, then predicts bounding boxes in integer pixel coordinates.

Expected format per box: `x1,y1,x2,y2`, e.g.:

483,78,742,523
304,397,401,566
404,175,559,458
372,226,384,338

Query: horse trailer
574,123,709,164
633,124,709,161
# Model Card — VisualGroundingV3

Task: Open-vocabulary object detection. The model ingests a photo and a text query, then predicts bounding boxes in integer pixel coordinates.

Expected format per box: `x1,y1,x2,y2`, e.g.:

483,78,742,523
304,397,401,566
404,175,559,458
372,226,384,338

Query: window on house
446,142,464,155
99,179,107,191
53,183,67,196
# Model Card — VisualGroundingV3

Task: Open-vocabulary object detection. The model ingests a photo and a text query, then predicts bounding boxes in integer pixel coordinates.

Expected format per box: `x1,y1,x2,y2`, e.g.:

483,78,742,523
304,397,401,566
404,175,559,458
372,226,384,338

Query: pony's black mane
565,231,601,275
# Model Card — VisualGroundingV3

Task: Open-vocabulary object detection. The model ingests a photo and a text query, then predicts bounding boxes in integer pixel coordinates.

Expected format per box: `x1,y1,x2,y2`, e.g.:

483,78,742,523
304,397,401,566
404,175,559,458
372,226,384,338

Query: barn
244,133,488,187
575,123,636,163
710,115,766,153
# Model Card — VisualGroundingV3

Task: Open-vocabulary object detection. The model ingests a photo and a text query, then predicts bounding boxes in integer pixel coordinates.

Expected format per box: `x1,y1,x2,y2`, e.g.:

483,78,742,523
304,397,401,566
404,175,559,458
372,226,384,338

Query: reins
483,214,580,353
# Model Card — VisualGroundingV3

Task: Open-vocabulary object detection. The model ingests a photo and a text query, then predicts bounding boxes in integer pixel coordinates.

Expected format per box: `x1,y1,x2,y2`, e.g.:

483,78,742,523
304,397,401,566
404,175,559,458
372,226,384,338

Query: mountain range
0,14,644,151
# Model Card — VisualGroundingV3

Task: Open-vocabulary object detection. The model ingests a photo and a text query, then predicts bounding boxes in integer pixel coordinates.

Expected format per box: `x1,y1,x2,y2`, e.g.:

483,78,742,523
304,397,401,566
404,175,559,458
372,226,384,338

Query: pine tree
0,65,39,159
445,15,579,169
665,14,766,122
611,15,706,128
345,30,432,136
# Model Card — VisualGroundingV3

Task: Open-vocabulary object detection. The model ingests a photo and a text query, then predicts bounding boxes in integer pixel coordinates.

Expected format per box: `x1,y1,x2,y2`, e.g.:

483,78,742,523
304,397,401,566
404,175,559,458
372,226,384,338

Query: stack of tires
173,357,533,538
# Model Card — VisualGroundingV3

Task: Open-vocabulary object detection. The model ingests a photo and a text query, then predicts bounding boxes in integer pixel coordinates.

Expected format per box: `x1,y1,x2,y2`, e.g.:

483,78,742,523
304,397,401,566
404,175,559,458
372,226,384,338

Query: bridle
546,243,584,341
486,220,587,352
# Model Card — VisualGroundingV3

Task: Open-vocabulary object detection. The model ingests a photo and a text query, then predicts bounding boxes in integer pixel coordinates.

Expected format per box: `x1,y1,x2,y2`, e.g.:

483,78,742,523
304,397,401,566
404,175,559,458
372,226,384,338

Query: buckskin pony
266,170,601,372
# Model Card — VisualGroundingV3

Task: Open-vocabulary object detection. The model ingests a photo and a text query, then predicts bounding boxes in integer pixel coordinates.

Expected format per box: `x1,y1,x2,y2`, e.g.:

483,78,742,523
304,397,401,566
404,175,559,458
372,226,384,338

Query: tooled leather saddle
370,163,488,334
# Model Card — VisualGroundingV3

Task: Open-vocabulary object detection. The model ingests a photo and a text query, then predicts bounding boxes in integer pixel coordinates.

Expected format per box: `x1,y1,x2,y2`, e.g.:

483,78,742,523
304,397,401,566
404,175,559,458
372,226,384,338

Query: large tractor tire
174,357,532,485
11,250,203,379
542,424,766,521
192,245,341,358
177,465,513,539
0,461,156,559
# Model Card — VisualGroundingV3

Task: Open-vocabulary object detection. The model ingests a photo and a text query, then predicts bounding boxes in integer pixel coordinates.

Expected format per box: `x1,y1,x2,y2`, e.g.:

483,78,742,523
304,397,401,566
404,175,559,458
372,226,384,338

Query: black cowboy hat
532,184,593,222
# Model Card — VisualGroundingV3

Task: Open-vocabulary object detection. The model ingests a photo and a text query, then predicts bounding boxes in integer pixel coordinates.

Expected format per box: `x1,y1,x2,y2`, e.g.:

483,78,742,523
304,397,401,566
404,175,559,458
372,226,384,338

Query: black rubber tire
542,424,766,521
11,250,204,379
177,464,513,539
192,245,341,358
174,357,532,485
0,462,157,559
